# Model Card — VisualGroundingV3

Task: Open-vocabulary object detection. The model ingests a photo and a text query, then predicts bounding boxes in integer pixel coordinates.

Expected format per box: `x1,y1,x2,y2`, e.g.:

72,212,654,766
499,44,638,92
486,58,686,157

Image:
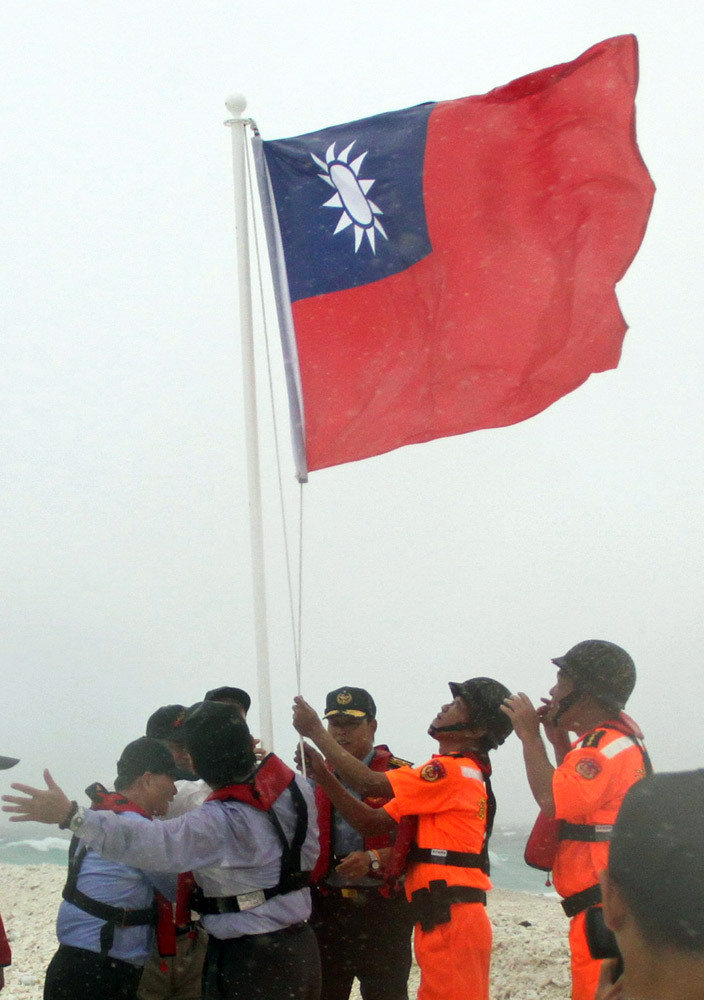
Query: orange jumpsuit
384,754,492,1000
552,722,648,1000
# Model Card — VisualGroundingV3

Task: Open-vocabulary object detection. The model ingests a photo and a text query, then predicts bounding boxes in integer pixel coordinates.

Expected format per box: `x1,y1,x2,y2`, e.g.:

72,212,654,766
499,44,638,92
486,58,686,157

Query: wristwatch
68,806,86,835
367,849,382,873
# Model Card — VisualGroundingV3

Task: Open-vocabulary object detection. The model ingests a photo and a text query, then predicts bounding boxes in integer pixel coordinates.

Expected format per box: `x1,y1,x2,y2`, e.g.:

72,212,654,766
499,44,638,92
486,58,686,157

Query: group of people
1,641,703,1000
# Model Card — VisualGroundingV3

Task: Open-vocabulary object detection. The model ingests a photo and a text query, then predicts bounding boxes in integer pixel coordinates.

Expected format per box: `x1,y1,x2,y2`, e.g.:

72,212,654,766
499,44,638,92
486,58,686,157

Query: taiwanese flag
259,35,654,478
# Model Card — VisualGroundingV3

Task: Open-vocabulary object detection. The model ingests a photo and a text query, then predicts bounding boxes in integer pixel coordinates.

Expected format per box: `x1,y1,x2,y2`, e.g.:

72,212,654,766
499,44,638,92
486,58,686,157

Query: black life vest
190,754,312,915
62,783,175,958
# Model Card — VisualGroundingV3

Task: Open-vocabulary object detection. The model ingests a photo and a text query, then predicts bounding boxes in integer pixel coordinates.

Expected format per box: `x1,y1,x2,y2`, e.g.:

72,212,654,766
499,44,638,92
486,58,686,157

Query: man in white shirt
3,703,321,1000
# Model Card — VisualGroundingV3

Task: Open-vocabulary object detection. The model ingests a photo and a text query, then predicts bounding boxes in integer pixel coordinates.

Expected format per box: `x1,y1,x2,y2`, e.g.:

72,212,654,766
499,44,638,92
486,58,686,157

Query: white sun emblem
312,141,388,253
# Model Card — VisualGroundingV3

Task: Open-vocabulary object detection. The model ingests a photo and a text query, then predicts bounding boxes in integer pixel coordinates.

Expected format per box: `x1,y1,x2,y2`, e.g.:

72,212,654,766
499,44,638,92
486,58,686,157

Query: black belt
55,944,140,973
208,920,309,944
410,880,486,931
193,873,310,915
560,822,613,843
561,883,602,917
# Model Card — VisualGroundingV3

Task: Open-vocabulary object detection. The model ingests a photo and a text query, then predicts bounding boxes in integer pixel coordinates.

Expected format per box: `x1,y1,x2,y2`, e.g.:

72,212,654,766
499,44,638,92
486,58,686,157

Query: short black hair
179,702,256,788
609,770,704,951
114,737,178,791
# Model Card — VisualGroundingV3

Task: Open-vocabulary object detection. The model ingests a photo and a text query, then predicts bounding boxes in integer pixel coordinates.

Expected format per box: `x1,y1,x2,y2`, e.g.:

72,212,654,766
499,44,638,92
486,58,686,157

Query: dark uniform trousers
311,887,413,1000
202,921,321,1000
44,944,143,1000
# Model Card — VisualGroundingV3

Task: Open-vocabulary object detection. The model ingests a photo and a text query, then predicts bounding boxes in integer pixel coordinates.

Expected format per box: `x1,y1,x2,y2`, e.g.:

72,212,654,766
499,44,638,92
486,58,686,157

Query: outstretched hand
1,769,73,825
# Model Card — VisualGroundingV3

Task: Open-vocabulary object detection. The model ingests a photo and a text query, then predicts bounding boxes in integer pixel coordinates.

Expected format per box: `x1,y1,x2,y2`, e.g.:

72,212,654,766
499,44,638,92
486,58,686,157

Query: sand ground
0,864,570,999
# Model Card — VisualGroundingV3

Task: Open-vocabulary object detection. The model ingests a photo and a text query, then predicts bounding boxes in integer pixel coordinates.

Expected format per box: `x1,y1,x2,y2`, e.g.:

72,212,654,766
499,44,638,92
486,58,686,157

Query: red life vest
191,755,312,916
62,783,176,961
174,762,298,941
312,744,406,885
206,753,297,810
0,912,10,968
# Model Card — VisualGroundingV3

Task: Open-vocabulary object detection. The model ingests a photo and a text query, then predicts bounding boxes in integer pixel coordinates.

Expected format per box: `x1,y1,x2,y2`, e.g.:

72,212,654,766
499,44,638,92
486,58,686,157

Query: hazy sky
1,1,701,828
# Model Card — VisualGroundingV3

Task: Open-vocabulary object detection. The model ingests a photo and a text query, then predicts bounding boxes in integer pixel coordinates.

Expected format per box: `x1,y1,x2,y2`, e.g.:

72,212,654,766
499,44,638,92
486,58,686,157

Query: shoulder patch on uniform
575,758,603,780
420,761,446,782
581,730,607,749
388,755,413,769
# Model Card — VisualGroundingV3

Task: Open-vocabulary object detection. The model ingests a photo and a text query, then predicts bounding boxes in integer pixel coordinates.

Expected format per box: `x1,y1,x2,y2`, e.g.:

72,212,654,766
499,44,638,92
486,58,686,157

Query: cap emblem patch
337,692,353,705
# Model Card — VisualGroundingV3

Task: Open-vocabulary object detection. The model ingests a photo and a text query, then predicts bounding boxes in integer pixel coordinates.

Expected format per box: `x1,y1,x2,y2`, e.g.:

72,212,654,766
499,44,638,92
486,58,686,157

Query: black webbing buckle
561,883,602,917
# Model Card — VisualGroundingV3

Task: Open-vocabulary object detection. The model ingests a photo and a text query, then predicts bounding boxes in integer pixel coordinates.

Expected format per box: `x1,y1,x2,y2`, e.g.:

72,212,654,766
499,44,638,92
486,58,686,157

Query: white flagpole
224,94,274,753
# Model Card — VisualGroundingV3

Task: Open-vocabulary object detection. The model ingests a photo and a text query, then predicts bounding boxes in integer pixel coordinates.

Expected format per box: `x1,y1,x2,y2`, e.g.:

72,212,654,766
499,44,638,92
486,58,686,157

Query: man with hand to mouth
294,677,513,1000
501,640,650,1000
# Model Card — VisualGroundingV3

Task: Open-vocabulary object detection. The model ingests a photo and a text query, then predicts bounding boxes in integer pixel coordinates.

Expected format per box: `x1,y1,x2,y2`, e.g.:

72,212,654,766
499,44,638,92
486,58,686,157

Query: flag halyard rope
243,122,305,698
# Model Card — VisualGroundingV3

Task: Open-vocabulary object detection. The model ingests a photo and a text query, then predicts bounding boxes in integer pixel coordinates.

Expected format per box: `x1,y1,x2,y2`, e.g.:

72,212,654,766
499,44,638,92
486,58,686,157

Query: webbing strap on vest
62,838,157,956
559,822,613,843
561,882,602,917
410,880,487,931
193,780,311,916
405,768,494,877
560,728,653,849
406,846,489,873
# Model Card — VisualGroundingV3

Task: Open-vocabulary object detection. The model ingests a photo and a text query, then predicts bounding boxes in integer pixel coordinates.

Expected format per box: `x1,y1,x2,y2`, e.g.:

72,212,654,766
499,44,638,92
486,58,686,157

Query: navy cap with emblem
324,687,376,719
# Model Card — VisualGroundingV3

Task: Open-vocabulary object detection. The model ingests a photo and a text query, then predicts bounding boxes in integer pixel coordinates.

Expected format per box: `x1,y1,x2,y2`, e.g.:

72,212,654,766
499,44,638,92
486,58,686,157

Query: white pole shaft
225,97,274,752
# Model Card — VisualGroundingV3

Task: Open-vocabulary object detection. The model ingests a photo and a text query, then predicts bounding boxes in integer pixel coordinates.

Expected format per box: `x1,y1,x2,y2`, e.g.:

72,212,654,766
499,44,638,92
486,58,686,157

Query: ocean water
0,832,72,867
0,827,553,895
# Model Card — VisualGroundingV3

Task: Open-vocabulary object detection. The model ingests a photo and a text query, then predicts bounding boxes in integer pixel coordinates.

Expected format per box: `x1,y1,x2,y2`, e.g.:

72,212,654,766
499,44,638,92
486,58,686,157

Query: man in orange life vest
501,640,650,1000
305,686,413,1000
293,677,513,1000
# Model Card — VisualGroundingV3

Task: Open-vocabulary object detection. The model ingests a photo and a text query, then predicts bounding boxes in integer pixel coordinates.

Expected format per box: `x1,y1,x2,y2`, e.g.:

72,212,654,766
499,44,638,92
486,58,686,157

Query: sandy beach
0,863,569,999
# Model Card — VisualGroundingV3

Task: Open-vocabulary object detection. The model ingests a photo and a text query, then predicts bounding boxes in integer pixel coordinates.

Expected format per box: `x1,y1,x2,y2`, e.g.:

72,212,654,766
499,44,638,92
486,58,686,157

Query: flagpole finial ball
225,93,247,117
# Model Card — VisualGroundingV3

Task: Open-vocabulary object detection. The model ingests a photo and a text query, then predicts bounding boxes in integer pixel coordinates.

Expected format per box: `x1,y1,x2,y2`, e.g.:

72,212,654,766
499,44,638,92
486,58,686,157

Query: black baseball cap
0,756,19,770
145,705,188,742
115,737,179,787
324,687,376,719
203,686,251,714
